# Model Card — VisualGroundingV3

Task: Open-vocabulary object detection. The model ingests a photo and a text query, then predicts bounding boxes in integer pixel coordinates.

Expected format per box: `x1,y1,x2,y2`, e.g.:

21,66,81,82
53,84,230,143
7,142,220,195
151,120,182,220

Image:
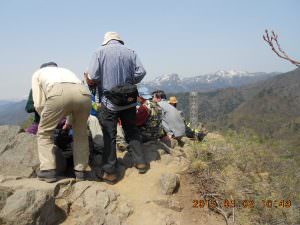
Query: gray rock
107,202,118,214
96,191,111,209
0,126,66,177
105,214,121,225
0,175,22,183
152,198,183,212
0,177,132,225
163,214,180,225
0,127,39,177
152,198,169,208
106,189,118,202
0,188,59,225
0,186,14,211
78,210,106,225
0,125,21,155
117,202,133,220
168,199,183,212
69,183,111,211
160,173,180,195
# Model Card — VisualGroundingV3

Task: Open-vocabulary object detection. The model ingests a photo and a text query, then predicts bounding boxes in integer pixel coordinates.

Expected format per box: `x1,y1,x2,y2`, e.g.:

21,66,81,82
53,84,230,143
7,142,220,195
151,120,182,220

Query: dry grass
187,131,300,225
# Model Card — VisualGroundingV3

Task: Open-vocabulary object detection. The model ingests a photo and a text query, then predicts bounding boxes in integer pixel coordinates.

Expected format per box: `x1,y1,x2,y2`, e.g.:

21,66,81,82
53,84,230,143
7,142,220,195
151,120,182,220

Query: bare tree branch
263,29,300,67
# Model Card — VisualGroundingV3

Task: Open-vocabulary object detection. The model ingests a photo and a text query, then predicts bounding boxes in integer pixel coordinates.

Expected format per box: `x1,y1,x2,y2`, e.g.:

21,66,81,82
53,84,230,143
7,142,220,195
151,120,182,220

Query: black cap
40,62,58,69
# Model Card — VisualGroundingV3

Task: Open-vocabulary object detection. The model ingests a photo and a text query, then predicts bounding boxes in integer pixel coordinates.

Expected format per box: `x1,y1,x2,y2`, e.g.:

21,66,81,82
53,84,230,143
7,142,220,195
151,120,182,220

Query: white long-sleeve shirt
32,67,81,114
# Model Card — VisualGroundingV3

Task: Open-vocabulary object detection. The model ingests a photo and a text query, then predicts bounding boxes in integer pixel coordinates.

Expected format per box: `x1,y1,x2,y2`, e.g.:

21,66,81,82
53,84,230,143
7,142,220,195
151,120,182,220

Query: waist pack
104,84,138,106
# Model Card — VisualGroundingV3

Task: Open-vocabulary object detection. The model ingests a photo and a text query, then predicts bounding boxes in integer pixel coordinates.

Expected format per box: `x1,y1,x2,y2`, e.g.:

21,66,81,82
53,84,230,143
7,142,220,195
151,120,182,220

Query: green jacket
25,89,40,123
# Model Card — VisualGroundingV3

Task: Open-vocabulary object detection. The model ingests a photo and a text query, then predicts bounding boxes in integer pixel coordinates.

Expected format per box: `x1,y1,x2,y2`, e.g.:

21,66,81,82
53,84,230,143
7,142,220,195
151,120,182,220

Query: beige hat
168,96,178,104
102,31,124,45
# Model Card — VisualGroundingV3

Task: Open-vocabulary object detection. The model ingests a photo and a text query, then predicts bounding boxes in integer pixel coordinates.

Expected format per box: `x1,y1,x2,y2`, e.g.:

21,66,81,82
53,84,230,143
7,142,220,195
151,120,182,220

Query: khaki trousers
87,115,104,150
37,83,91,171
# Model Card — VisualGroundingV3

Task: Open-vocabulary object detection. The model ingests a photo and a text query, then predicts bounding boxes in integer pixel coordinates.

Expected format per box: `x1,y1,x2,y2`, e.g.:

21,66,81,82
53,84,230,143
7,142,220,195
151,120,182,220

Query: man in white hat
85,32,147,184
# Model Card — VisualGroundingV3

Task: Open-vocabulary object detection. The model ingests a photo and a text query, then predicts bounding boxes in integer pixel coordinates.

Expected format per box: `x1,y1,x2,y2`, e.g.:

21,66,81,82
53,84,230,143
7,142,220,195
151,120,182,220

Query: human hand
62,123,72,130
84,72,96,87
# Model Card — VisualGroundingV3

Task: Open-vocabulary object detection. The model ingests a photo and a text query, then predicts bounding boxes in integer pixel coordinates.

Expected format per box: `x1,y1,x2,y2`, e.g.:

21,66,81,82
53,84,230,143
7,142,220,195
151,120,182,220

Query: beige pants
38,83,91,171
87,115,104,149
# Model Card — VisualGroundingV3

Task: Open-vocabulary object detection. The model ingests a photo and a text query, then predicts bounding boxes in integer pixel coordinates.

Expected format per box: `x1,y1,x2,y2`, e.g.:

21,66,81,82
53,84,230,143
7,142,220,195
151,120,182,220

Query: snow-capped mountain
142,70,279,93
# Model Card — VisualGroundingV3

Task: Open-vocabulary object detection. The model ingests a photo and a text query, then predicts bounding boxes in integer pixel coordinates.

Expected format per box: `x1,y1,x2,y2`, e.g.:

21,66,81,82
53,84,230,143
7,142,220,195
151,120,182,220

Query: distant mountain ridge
142,70,279,93
174,68,300,157
0,100,28,125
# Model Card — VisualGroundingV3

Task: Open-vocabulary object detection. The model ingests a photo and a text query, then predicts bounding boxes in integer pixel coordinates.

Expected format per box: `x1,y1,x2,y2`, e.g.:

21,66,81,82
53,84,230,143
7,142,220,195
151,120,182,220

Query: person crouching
32,62,91,182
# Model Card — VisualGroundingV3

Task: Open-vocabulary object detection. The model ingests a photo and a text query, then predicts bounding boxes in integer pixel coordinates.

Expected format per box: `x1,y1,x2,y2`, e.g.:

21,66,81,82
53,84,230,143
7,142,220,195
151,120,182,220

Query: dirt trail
108,148,225,225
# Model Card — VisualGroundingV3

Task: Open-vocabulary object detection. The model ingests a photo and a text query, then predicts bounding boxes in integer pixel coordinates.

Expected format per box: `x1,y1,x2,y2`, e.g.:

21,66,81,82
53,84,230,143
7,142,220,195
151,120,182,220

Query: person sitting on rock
168,96,178,108
32,62,92,182
136,86,164,143
83,76,105,167
168,95,207,141
152,90,185,147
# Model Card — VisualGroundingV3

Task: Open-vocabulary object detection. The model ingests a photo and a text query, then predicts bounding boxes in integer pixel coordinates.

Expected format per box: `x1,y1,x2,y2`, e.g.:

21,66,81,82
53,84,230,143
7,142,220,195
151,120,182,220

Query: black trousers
98,105,145,174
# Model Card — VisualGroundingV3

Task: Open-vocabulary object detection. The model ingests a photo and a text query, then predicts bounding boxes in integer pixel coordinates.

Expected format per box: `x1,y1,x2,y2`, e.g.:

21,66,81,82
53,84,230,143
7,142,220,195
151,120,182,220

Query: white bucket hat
102,31,124,45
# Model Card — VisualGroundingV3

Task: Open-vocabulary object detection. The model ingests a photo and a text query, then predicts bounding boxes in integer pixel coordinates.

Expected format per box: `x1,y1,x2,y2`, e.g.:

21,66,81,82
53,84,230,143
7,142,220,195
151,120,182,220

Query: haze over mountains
0,100,28,125
0,69,284,126
142,70,279,93
175,68,300,159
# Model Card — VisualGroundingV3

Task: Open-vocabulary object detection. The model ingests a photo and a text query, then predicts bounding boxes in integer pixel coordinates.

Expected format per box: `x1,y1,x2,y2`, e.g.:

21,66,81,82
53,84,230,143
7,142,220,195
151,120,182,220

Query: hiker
168,96,185,118
85,31,147,184
25,89,40,135
168,95,207,141
86,82,104,152
32,62,91,182
136,86,163,142
152,90,186,147
83,77,105,168
116,121,128,152
168,96,178,108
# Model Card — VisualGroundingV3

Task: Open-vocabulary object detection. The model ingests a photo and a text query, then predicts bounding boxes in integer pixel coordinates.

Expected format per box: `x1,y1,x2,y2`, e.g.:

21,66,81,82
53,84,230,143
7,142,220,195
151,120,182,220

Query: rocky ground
0,125,225,225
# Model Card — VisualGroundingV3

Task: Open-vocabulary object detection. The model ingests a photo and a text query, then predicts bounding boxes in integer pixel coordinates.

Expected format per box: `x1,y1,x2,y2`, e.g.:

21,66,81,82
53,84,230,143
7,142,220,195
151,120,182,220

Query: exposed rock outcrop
0,125,223,225
0,126,39,177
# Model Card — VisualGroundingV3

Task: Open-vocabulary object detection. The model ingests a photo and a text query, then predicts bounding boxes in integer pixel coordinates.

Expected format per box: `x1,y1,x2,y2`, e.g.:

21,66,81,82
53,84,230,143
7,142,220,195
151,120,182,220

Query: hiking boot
37,169,57,183
74,170,92,182
117,142,128,152
96,170,118,185
135,163,148,174
196,132,207,142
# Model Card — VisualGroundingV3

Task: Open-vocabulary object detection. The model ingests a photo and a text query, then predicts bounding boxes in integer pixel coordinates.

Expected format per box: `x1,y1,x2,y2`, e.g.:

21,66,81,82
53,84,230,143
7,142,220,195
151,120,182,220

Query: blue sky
0,0,299,99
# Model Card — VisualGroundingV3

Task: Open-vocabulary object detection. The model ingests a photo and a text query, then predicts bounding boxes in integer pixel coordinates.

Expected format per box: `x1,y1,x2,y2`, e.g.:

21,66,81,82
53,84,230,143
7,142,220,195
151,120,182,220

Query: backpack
139,101,163,142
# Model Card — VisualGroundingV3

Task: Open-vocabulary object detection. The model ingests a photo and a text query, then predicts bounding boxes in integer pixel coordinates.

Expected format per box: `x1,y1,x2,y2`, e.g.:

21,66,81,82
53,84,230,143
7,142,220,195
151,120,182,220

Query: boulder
0,186,14,211
0,178,133,225
54,181,132,225
0,125,21,155
0,188,59,225
160,173,180,195
0,126,66,177
0,126,39,177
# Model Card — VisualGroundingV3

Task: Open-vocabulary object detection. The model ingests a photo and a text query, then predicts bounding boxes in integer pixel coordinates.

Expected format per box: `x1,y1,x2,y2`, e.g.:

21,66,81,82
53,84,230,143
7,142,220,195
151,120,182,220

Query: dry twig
263,29,300,67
